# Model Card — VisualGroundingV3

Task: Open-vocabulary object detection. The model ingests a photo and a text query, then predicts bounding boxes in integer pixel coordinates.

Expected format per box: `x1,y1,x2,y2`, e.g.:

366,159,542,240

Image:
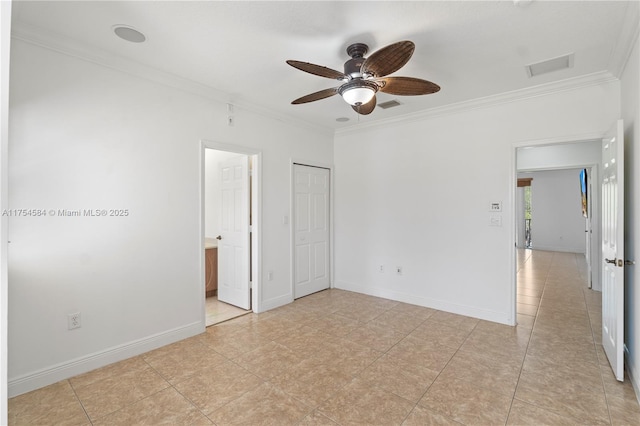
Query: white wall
334,80,619,325
517,140,601,170
0,1,11,422
620,22,640,402
7,39,333,396
519,169,586,253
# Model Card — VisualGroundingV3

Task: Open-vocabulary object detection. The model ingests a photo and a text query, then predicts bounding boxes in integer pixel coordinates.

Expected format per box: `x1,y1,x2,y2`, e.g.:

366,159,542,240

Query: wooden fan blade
352,95,376,115
361,41,415,77
291,87,339,104
377,77,440,96
286,60,347,80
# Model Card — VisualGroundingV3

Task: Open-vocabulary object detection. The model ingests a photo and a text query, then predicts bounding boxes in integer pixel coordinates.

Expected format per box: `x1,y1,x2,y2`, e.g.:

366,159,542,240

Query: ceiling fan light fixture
338,80,378,106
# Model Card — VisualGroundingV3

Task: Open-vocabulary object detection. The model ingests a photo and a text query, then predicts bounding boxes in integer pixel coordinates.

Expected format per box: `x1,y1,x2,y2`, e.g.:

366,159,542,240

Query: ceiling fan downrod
344,43,369,79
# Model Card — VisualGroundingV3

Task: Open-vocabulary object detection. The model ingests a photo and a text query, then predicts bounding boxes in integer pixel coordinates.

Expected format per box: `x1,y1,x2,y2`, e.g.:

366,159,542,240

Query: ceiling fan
286,40,440,115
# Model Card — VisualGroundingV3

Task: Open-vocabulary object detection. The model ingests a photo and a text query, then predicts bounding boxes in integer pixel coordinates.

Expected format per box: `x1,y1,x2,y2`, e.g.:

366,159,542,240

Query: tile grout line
513,251,613,424
506,249,546,425
581,253,615,426
66,379,94,426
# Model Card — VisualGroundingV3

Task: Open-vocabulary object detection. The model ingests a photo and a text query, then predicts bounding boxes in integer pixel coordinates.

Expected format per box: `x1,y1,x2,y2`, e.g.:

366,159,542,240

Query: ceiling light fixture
338,80,378,106
113,25,146,43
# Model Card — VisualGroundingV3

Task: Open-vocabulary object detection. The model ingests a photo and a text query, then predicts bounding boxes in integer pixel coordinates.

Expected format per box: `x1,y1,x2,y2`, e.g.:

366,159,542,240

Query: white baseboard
259,294,293,312
334,280,510,325
8,321,204,398
529,245,585,254
624,345,640,405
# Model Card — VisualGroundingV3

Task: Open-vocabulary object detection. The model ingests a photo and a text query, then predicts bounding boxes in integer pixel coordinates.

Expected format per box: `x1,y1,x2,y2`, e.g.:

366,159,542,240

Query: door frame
510,132,605,325
290,159,334,301
200,140,262,320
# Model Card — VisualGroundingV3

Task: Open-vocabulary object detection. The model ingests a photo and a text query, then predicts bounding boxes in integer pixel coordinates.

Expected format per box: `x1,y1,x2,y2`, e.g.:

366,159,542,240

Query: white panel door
218,155,250,310
294,165,330,298
602,119,624,381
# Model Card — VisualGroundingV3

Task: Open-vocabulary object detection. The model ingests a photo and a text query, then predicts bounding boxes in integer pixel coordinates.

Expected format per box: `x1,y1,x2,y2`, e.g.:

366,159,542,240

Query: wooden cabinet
205,247,218,297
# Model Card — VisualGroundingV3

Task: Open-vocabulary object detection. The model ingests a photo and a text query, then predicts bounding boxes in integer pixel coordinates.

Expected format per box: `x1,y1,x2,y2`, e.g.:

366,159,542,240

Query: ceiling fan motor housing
344,58,365,78
344,43,369,78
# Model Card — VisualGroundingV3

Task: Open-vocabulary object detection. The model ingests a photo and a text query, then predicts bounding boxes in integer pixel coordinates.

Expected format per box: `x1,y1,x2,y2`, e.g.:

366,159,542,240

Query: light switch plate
489,215,503,227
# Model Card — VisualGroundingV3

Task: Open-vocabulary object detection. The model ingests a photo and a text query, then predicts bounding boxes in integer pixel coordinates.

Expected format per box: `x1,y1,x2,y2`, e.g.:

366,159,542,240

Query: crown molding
11,22,333,137
608,0,640,79
335,71,618,137
12,17,631,141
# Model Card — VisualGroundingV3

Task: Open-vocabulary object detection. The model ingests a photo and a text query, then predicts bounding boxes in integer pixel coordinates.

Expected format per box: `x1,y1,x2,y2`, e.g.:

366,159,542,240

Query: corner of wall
8,321,204,398
1,0,12,422
625,345,640,405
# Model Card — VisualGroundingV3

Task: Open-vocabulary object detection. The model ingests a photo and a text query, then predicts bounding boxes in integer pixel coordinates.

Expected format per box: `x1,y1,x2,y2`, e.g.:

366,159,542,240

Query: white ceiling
11,1,635,131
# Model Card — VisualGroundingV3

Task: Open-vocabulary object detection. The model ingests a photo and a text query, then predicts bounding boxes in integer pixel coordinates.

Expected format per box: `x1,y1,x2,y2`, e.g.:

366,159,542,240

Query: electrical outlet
396,266,403,275
68,312,81,330
379,265,384,273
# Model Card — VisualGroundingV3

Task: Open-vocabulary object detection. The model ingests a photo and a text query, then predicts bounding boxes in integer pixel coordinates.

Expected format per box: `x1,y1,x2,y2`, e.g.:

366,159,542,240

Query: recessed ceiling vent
526,53,574,78
378,100,402,109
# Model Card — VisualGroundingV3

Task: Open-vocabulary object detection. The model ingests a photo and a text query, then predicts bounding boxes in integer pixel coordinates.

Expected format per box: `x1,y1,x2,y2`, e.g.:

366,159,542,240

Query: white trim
512,132,604,149
11,23,333,138
625,345,640,405
337,72,618,136
200,140,262,314
608,0,640,79
334,280,511,325
12,21,632,141
509,138,518,326
8,321,203,398
259,294,293,312
290,159,335,300
0,0,11,422
528,245,588,254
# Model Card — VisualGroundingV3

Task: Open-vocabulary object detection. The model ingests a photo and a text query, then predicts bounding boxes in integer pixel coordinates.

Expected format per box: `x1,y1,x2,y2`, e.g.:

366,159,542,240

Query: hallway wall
521,169,587,254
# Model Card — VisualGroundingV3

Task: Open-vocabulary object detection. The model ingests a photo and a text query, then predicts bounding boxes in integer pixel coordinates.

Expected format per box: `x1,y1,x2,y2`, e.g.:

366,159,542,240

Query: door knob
625,260,636,266
216,235,222,240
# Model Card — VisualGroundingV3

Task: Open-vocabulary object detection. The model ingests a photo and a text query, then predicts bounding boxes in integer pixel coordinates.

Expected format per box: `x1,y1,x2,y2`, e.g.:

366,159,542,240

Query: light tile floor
205,296,251,327
8,250,640,425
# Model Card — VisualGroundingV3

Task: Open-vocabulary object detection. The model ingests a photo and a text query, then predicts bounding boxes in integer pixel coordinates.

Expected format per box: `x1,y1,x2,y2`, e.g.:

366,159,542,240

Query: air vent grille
526,53,574,78
378,100,402,109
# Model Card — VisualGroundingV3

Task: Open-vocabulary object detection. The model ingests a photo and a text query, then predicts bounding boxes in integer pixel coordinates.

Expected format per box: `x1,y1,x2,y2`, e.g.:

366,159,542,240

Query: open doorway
512,138,602,325
201,142,261,326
